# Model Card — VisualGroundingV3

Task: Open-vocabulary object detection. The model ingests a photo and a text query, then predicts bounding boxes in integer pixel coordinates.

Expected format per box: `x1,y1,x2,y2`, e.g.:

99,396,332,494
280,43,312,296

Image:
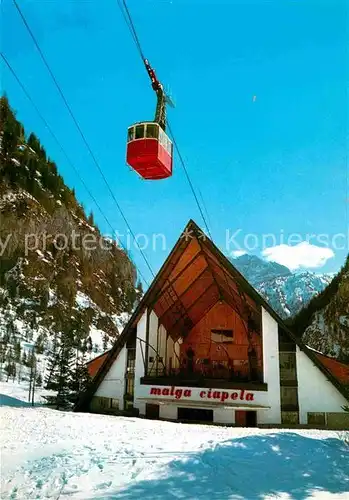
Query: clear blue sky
2,0,348,286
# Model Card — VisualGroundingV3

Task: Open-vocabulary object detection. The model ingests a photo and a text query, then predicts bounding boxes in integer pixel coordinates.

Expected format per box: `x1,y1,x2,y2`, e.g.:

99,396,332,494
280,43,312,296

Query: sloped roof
314,352,349,386
75,220,349,411
86,351,111,379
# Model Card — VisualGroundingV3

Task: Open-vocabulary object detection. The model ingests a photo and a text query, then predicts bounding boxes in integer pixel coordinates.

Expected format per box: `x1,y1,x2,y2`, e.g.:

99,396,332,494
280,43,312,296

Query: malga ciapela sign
148,386,255,403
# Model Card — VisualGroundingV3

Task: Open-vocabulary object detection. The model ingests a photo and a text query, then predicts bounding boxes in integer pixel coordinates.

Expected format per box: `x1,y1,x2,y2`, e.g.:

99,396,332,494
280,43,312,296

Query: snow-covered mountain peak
232,254,333,318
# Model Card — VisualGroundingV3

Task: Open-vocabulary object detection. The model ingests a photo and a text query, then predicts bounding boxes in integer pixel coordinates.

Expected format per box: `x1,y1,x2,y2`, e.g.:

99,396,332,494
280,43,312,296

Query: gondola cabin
126,122,173,180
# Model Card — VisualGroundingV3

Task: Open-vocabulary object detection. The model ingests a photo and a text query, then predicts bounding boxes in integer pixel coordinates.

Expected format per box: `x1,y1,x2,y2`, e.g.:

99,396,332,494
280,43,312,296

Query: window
158,129,172,154
146,403,159,419
127,348,135,373
178,407,213,422
110,398,119,410
211,329,233,344
125,376,135,398
281,411,299,425
146,124,158,138
164,136,169,153
135,124,145,139
278,327,296,351
326,412,349,429
279,352,297,381
125,400,134,411
280,387,298,408
165,136,172,154
127,127,135,142
127,358,135,373
158,129,164,146
91,396,110,411
308,412,326,426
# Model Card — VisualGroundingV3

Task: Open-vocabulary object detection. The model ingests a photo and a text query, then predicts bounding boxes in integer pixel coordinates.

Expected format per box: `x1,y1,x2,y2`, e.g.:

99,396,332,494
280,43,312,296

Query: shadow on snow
94,432,349,500
0,394,38,408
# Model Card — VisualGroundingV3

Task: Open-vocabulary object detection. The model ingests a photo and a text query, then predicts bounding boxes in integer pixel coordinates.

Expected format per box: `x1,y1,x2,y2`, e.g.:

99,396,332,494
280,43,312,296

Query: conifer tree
45,332,59,388
70,342,91,403
87,211,94,226
0,96,21,168
22,350,27,366
28,350,36,401
35,333,45,354
5,361,16,382
102,334,108,352
36,372,43,387
14,340,21,362
46,332,75,410
7,320,15,341
0,338,8,364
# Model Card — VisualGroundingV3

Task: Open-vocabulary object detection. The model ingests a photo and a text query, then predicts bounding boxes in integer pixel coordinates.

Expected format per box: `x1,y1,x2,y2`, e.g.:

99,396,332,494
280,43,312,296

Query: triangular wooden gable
74,220,348,411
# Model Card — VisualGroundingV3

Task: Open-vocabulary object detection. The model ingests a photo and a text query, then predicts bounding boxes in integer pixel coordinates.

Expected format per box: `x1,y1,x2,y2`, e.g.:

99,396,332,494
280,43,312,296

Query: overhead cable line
167,122,213,240
12,0,155,279
117,0,213,240
1,52,150,287
117,0,145,60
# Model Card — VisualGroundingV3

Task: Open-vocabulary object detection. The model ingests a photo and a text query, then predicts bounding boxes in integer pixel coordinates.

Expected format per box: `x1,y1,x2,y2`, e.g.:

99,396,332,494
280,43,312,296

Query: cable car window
135,125,145,139
127,128,135,142
146,124,158,139
164,136,171,153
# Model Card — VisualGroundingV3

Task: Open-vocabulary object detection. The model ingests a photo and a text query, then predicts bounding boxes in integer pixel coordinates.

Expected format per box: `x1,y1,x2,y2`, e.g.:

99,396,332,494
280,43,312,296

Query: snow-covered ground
1,397,348,500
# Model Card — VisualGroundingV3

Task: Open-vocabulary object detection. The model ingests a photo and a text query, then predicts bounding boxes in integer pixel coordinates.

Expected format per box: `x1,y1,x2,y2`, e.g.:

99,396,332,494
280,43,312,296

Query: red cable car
127,122,172,180
126,59,174,180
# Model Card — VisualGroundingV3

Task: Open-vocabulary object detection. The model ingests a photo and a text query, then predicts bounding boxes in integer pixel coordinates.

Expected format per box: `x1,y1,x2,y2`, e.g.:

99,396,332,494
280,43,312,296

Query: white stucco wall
296,347,348,424
258,308,281,425
94,345,126,410
214,408,235,424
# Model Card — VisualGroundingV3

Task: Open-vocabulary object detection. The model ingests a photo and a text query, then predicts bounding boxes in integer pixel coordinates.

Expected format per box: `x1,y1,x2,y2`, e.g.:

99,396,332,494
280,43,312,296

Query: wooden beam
164,282,218,333
156,266,211,323
146,233,198,305
149,251,204,308
204,252,254,316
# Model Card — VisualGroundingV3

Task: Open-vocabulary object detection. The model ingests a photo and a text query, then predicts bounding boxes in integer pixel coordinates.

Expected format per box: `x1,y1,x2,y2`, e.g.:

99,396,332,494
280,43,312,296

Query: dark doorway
235,410,246,426
178,407,213,423
235,410,257,427
246,411,257,427
145,403,159,419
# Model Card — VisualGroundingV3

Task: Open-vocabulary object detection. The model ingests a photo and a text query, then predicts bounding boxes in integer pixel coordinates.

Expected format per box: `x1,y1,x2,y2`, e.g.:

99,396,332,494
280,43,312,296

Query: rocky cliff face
0,96,141,356
292,256,349,362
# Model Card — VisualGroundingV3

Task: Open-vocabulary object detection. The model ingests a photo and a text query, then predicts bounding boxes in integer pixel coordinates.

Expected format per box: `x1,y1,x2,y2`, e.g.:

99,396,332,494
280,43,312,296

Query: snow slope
1,405,348,499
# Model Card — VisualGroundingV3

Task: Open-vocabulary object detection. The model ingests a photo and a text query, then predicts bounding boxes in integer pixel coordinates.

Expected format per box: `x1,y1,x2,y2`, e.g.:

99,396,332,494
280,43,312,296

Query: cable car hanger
143,58,175,132
119,0,175,179
125,57,175,180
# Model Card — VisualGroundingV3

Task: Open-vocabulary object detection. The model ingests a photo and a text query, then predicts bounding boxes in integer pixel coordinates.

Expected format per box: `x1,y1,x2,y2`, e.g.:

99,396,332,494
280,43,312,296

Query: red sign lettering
148,386,255,403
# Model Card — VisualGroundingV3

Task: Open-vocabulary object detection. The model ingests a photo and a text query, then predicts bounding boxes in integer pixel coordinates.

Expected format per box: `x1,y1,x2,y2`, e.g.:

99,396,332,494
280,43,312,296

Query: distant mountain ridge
232,254,333,319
